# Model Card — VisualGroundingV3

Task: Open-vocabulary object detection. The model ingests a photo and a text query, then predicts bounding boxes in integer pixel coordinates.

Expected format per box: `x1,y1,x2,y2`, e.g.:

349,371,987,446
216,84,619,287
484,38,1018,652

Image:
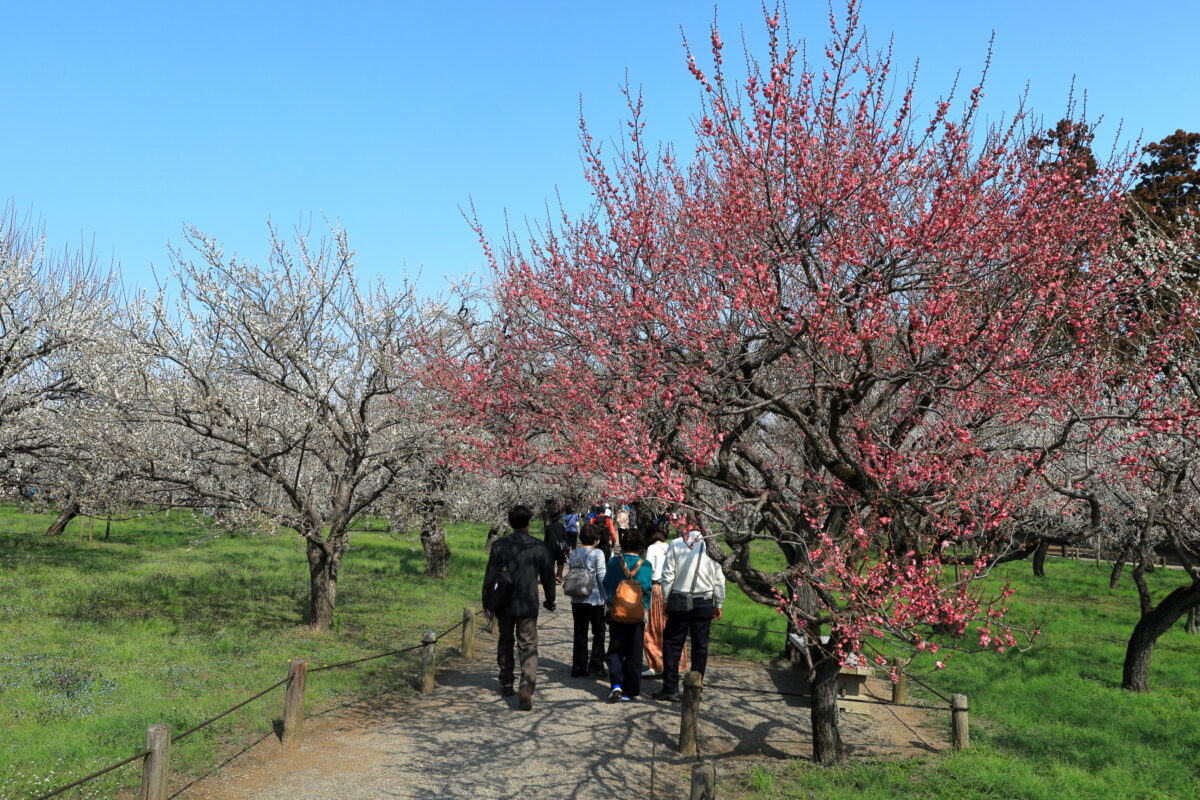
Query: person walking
653,519,725,702
602,528,653,702
545,513,569,584
641,519,688,677
481,504,556,710
566,524,608,677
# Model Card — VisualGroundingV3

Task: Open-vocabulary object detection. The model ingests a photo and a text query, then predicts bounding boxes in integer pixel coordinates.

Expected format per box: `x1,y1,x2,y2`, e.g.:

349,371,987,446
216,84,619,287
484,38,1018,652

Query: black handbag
666,590,693,614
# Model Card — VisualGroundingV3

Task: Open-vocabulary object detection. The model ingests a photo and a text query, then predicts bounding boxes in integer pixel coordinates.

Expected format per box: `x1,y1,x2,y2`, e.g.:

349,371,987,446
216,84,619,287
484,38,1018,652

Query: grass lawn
0,507,491,799
6,510,1198,800
729,556,1200,800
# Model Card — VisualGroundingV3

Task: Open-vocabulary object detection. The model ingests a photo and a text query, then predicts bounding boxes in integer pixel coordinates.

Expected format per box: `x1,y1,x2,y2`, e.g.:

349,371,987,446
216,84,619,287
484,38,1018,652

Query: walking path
183,610,945,800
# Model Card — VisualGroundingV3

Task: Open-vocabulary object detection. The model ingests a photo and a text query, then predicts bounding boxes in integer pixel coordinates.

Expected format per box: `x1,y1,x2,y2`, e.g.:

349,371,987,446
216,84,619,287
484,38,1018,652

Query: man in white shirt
653,521,726,701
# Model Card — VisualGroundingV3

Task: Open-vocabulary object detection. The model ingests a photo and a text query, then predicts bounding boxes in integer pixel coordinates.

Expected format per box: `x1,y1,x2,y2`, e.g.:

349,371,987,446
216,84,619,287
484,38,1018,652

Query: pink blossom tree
428,4,1149,762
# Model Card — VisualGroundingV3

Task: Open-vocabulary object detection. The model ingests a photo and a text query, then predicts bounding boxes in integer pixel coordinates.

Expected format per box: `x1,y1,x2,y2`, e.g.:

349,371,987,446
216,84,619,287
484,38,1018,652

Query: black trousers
661,598,714,695
571,602,606,672
606,619,646,698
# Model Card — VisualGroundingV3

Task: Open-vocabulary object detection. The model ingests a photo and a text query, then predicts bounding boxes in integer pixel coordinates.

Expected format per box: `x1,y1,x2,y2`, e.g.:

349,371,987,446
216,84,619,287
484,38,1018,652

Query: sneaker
652,690,681,702
620,695,634,702
641,668,660,677
518,687,534,711
500,684,515,697
608,686,623,703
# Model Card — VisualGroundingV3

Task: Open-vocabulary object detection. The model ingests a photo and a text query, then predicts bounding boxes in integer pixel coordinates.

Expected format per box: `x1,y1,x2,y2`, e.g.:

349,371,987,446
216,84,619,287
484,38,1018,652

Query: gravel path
182,609,944,800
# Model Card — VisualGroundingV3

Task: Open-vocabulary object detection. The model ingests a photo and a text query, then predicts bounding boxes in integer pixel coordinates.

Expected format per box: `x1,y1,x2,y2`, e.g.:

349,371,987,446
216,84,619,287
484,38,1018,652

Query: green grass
8,513,1199,800
0,507,491,799
730,556,1200,800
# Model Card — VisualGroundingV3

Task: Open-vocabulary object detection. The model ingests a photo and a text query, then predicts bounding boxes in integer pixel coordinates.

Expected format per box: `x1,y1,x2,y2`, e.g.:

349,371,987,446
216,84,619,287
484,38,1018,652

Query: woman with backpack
601,527,654,702
565,523,608,677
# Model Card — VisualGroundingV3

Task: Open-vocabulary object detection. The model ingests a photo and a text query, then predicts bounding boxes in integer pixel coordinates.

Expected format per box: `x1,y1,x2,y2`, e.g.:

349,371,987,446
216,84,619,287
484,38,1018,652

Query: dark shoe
500,684,515,697
652,690,681,702
608,686,623,703
518,687,534,710
570,669,588,678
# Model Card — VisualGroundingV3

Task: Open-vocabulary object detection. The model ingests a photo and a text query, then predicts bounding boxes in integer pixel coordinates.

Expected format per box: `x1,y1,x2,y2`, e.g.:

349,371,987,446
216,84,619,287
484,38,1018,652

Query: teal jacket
603,553,653,610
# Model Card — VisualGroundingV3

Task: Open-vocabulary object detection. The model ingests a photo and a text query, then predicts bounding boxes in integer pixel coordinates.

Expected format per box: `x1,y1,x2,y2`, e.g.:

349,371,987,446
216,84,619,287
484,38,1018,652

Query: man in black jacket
482,504,556,710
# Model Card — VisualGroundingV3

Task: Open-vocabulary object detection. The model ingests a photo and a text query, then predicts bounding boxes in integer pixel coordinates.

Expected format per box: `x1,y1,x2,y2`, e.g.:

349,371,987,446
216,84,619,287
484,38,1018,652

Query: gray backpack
563,550,596,599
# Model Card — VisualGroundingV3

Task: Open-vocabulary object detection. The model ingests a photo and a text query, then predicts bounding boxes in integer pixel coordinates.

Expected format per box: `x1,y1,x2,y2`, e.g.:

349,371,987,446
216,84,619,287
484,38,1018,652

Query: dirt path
182,610,946,800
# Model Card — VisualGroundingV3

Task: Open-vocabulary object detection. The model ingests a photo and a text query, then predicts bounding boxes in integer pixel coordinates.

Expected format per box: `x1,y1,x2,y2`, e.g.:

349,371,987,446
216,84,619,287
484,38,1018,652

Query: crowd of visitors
482,500,725,710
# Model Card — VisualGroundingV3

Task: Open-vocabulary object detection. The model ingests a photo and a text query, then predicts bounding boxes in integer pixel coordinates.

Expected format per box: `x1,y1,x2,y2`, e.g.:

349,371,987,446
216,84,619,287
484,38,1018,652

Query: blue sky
5,1,1198,299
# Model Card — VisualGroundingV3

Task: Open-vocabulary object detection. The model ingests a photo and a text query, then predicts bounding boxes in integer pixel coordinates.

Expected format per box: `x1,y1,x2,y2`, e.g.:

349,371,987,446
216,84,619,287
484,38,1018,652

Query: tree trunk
305,536,345,630
45,502,81,536
1107,525,1136,589
810,654,845,764
421,519,451,578
1032,538,1048,578
1184,606,1199,636
1122,581,1200,692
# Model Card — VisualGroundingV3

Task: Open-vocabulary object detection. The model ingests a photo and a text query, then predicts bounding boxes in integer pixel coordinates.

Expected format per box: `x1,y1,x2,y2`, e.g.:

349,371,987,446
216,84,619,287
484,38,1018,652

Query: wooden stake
951,693,970,751
420,630,437,694
891,658,908,705
281,659,308,750
138,724,171,800
689,761,716,800
679,670,703,755
461,608,476,659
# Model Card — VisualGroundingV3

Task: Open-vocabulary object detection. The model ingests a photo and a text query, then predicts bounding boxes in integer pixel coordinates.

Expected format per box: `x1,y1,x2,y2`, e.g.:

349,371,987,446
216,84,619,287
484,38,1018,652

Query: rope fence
28,611,477,800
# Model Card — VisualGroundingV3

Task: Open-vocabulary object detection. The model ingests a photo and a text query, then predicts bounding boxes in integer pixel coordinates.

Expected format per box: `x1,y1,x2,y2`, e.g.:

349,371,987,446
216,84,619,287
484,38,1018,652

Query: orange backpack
609,556,646,624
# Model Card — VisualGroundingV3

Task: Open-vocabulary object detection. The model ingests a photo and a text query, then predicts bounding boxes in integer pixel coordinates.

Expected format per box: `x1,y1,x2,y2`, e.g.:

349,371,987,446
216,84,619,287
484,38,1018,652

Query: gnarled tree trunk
420,519,451,578
1184,606,1199,635
1122,581,1200,691
1109,535,1136,589
305,534,346,630
1032,538,1049,578
45,501,81,536
810,652,846,765
418,467,451,578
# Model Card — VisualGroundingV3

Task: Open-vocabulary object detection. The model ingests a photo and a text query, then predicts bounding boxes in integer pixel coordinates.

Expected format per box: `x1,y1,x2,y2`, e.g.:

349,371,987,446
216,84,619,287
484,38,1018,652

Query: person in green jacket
602,527,654,702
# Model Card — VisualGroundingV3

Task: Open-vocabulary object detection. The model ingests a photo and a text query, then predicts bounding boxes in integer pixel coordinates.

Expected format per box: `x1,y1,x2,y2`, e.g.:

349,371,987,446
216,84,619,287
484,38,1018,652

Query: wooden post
689,761,716,800
138,724,171,800
951,693,969,751
679,670,703,755
891,658,908,705
281,659,308,750
420,630,437,694
461,608,476,659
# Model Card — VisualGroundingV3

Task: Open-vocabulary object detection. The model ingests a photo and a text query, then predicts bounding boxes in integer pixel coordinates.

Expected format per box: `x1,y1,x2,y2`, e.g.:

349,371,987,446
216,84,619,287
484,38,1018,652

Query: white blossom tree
88,223,438,629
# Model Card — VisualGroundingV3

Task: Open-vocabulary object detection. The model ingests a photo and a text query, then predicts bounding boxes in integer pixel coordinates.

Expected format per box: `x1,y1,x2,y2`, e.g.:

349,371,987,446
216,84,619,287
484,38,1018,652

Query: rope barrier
28,749,152,800
172,676,291,743
704,681,947,710
306,642,427,672
901,670,954,704
26,614,470,800
711,622,787,635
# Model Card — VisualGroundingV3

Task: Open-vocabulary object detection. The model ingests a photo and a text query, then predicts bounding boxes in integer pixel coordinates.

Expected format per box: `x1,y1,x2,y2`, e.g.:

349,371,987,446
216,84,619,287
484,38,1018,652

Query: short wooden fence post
282,658,308,750
891,658,908,705
951,693,969,751
138,723,171,800
420,630,437,694
462,608,476,659
690,760,716,799
679,670,703,756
